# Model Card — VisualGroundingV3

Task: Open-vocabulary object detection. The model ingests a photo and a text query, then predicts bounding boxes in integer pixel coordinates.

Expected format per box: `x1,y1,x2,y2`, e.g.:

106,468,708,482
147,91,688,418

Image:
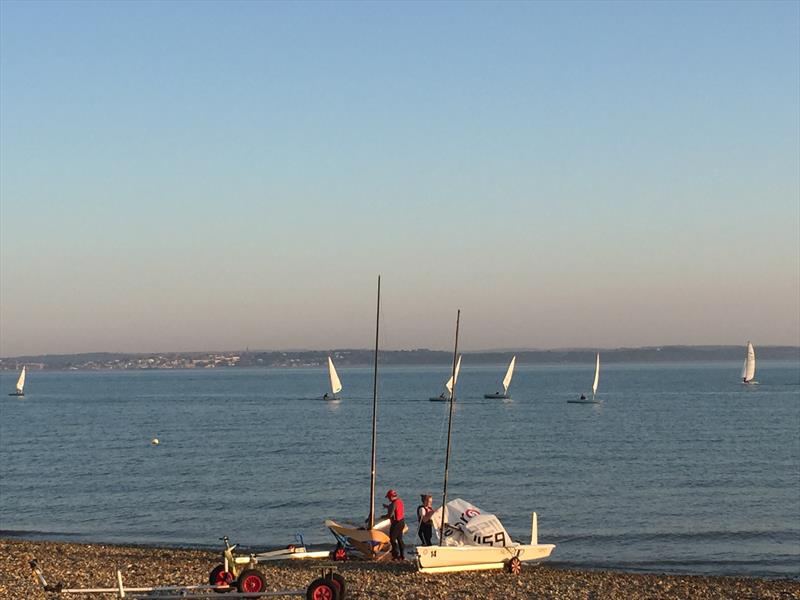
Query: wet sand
2,538,798,599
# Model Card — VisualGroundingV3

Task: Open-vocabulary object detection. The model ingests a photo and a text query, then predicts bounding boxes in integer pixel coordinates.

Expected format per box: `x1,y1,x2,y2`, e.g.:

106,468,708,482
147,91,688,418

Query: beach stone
2,539,799,600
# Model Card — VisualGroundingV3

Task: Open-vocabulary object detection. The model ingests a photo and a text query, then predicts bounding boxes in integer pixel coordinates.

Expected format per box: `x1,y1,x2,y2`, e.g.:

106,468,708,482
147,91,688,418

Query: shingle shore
2,538,798,599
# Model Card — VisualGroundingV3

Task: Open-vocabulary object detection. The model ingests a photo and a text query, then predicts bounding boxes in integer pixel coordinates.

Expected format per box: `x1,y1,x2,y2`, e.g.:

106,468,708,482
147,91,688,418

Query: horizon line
2,343,800,360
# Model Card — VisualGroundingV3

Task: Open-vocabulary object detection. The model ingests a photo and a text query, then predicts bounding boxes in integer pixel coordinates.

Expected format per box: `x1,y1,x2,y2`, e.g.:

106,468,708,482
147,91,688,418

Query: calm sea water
1,362,798,578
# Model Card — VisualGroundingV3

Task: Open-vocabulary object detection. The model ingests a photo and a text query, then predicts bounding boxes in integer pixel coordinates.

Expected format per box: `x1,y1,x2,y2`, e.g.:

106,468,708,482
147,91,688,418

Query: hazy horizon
2,341,798,361
2,1,798,357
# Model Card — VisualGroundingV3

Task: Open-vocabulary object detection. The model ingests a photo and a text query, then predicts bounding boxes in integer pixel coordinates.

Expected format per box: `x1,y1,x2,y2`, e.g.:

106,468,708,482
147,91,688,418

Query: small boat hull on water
484,357,515,400
567,398,600,404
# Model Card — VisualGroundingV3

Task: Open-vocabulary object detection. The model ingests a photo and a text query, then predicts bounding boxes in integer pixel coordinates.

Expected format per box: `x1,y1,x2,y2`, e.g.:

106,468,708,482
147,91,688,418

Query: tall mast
367,275,381,529
439,309,460,546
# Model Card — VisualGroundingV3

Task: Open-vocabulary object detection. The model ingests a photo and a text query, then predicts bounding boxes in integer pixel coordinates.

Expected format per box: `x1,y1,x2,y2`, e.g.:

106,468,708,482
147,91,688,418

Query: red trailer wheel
209,564,234,590
306,578,340,600
236,569,267,593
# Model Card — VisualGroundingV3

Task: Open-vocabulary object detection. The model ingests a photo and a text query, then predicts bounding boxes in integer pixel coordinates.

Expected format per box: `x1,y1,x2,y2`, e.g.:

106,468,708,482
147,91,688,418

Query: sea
1,361,798,579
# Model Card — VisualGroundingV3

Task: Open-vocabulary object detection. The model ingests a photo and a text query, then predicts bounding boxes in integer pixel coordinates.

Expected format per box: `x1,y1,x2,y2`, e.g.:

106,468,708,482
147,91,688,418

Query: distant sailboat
430,355,461,402
324,356,343,400
484,356,516,399
741,342,757,384
8,366,25,397
568,353,601,404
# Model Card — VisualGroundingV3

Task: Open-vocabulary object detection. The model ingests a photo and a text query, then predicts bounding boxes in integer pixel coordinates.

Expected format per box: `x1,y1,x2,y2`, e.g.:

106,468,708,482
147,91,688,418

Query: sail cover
445,355,461,395
328,357,342,394
502,356,516,394
430,498,514,547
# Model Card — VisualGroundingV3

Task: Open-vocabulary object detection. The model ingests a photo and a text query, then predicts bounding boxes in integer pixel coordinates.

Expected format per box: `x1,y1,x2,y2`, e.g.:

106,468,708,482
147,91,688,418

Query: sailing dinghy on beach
741,341,757,384
484,356,515,399
416,499,556,573
8,366,25,397
417,311,555,574
324,277,407,560
568,353,601,404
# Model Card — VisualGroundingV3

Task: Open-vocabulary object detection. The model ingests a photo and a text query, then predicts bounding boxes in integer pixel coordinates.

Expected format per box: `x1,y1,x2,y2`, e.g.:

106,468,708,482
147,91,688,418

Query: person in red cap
380,489,405,561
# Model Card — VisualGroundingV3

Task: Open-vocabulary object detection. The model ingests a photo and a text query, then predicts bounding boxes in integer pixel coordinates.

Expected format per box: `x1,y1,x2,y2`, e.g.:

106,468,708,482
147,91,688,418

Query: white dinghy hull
417,542,555,573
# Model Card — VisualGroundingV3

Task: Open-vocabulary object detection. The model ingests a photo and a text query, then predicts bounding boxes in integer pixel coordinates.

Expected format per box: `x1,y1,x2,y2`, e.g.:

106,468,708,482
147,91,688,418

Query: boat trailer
209,535,332,591
31,559,347,600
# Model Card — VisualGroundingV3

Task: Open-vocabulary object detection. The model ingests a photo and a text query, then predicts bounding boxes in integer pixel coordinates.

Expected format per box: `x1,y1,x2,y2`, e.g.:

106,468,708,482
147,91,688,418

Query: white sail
328,356,342,395
501,356,516,394
592,353,600,396
16,366,26,393
743,342,756,382
445,355,462,395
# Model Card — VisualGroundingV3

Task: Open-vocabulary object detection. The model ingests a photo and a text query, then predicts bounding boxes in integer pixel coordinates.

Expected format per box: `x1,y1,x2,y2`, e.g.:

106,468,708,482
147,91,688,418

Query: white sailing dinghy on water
741,341,757,384
323,356,343,400
429,355,461,401
568,353,601,404
324,277,408,560
416,311,555,574
8,366,25,397
484,356,516,399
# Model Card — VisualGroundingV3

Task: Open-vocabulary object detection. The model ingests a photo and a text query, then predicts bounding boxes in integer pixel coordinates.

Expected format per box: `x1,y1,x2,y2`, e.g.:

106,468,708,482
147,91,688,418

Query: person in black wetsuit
381,489,405,560
416,494,434,546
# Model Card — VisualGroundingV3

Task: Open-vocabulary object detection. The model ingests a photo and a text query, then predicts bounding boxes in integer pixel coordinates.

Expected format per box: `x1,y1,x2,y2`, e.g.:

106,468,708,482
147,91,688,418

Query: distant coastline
1,345,798,371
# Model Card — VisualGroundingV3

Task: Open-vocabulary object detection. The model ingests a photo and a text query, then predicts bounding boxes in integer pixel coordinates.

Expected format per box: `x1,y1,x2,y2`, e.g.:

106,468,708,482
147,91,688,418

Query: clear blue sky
1,1,798,356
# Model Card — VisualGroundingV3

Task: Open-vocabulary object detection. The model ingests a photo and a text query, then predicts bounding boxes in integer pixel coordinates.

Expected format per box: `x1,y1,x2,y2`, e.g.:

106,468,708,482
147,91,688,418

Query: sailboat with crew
8,366,25,397
416,311,555,574
741,341,757,384
323,356,343,400
568,353,601,404
324,276,407,560
484,356,516,399
429,355,461,401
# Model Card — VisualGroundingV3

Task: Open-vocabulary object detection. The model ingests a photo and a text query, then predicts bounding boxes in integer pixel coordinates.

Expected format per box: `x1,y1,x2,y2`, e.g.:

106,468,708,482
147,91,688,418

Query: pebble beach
2,538,798,600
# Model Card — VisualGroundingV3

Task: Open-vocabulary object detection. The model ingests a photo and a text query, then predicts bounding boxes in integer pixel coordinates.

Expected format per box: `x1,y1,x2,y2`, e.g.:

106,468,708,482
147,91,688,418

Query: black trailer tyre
330,573,346,599
307,577,341,600
236,568,267,594
209,564,235,591
507,556,522,575
332,546,347,562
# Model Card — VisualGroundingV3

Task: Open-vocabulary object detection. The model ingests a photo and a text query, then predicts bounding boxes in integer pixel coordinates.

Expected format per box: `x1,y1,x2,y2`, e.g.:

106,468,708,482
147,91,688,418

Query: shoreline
3,538,798,600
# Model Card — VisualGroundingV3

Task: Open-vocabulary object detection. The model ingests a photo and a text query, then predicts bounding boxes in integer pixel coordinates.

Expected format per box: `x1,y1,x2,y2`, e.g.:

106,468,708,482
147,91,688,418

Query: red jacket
388,497,404,522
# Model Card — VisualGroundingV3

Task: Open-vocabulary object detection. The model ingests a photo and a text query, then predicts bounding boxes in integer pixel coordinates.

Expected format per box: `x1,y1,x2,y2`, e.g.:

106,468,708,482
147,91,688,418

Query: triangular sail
501,356,516,394
16,366,25,393
592,353,600,396
743,342,756,382
328,356,342,395
445,355,461,394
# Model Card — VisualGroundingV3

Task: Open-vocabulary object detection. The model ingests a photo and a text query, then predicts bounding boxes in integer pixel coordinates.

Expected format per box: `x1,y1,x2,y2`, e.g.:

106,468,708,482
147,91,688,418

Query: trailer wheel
506,556,522,575
306,577,340,600
236,568,267,594
329,573,346,599
332,545,347,562
209,564,234,590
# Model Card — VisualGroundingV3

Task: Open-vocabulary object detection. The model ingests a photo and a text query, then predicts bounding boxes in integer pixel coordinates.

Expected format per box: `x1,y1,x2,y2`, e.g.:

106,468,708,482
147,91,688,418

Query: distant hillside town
0,346,798,371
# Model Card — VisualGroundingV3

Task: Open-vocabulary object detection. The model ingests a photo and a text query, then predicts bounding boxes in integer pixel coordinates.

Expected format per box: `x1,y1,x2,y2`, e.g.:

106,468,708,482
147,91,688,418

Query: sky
1,1,798,356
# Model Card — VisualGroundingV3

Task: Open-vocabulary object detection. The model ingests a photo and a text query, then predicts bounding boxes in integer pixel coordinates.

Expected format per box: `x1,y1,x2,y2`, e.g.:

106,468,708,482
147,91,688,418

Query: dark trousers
389,519,405,559
418,522,433,546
